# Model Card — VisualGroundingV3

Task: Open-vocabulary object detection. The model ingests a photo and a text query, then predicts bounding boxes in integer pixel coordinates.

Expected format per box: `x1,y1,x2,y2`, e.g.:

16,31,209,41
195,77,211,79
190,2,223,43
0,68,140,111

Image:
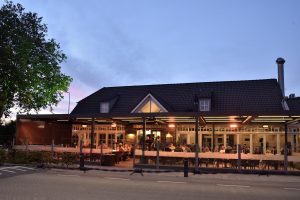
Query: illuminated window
138,97,162,113
199,99,211,111
131,93,168,113
100,102,109,113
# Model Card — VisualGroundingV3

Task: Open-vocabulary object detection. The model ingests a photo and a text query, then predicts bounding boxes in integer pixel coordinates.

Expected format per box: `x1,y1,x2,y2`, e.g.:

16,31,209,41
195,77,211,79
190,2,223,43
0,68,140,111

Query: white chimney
276,57,285,97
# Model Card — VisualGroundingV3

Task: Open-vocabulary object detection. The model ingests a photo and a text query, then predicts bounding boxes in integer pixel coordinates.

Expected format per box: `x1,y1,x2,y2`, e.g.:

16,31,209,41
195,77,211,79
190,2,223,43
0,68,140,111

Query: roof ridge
103,78,277,89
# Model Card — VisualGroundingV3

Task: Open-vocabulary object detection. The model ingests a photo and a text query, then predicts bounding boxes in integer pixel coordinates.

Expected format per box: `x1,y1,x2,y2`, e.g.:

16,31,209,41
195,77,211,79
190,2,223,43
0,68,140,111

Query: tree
0,120,15,145
0,1,72,118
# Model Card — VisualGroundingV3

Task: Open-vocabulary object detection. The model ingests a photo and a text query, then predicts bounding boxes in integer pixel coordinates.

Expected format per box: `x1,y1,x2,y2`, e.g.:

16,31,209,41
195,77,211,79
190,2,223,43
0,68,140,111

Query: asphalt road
0,167,299,200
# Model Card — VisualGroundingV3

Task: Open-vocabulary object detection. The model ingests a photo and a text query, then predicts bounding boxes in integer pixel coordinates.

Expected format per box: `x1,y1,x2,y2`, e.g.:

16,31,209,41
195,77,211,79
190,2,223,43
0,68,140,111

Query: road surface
0,166,299,200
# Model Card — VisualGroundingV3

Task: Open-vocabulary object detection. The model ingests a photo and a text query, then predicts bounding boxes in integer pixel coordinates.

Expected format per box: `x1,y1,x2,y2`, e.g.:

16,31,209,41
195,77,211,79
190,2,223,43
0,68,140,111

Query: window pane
199,99,210,111
100,102,109,113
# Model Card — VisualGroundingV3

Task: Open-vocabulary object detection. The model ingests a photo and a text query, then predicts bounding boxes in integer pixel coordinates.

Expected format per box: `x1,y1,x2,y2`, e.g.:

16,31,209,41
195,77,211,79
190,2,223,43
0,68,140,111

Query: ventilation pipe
276,57,285,97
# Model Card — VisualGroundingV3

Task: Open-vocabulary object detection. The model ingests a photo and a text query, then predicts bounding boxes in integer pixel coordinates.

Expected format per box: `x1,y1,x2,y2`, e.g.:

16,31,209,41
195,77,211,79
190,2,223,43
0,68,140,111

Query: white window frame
100,102,109,113
131,93,168,113
199,99,211,111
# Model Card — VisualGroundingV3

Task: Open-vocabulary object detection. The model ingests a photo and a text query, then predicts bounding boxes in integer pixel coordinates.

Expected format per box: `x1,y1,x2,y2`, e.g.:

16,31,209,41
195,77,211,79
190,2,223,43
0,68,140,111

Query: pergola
17,112,300,172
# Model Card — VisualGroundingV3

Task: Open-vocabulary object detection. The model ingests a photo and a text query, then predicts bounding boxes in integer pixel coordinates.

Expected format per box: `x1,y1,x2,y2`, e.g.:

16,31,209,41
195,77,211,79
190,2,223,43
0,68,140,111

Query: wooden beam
199,116,206,126
242,116,255,124
287,118,300,124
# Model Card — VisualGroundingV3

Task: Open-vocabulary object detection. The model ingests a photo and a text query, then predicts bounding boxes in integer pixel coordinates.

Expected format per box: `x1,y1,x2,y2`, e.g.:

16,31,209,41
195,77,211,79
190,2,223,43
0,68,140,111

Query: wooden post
284,123,288,172
296,134,299,153
199,128,203,153
79,140,84,170
238,144,241,173
12,138,15,148
141,117,146,164
25,137,28,151
250,134,253,154
133,143,136,167
263,134,267,154
291,134,295,154
195,116,199,173
156,140,160,169
100,140,103,166
212,124,215,152
51,139,54,158
236,134,240,152
276,134,280,155
90,118,95,161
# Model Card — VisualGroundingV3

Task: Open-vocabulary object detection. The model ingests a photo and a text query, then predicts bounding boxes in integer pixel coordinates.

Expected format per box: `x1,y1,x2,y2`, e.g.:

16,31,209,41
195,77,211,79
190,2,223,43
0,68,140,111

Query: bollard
184,158,188,177
79,153,84,170
79,140,84,170
100,140,103,166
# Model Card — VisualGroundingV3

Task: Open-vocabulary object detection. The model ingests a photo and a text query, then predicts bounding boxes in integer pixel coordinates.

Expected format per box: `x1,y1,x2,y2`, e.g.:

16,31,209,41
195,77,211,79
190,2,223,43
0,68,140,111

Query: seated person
204,146,210,152
271,146,277,155
119,144,126,152
184,145,192,152
219,145,225,153
168,143,176,152
225,145,232,153
174,146,183,152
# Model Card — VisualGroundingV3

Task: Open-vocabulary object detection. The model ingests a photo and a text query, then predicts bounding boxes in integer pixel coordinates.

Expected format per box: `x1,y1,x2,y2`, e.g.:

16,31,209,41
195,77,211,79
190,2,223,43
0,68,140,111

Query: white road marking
15,166,37,171
284,188,300,191
157,181,187,184
0,169,16,173
57,174,80,177
217,184,250,188
0,167,14,170
14,168,27,172
104,177,130,181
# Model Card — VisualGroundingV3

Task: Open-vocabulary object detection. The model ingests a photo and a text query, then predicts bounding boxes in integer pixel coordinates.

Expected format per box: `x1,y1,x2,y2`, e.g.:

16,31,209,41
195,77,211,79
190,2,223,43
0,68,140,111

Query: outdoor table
102,154,115,166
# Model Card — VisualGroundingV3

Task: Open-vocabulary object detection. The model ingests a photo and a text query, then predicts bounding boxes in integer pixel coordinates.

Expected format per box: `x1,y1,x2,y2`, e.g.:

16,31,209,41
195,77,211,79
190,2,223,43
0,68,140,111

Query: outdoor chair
223,159,231,168
229,159,238,169
265,160,277,170
248,160,259,169
174,147,183,152
199,158,209,168
241,160,249,169
288,161,295,170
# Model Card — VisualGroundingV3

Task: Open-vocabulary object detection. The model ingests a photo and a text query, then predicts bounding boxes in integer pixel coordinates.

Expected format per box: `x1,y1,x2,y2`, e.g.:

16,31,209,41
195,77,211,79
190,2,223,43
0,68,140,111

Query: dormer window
199,99,211,111
100,102,109,113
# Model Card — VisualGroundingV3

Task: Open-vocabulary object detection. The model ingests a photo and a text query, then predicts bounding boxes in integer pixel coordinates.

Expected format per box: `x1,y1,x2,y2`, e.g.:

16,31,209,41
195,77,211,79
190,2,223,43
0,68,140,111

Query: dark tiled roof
71,79,285,116
287,97,300,114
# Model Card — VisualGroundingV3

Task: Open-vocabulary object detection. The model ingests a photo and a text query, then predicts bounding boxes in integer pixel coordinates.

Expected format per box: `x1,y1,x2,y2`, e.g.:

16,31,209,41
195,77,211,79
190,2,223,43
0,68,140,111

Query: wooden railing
134,150,300,162
14,145,113,154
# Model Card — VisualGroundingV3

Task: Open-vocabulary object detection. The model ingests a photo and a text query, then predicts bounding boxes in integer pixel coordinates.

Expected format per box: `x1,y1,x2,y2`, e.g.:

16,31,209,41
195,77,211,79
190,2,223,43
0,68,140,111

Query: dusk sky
7,0,300,116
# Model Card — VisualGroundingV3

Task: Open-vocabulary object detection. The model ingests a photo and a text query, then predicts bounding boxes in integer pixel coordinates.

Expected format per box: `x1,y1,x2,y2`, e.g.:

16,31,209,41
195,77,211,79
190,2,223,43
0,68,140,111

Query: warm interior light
82,125,87,128
127,133,135,138
166,133,173,138
111,122,117,128
230,124,238,128
168,124,175,128
263,125,269,128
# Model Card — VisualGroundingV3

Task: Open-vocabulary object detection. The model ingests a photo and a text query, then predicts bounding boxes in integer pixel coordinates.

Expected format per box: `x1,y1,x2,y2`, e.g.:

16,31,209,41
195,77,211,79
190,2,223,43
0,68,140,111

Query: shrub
0,149,7,164
7,150,28,164
28,151,43,164
294,162,300,170
61,152,77,168
41,151,54,167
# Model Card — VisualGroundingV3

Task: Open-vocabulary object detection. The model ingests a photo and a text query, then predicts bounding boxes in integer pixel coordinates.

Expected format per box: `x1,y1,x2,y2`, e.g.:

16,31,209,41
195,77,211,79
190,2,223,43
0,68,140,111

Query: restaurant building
16,58,300,170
